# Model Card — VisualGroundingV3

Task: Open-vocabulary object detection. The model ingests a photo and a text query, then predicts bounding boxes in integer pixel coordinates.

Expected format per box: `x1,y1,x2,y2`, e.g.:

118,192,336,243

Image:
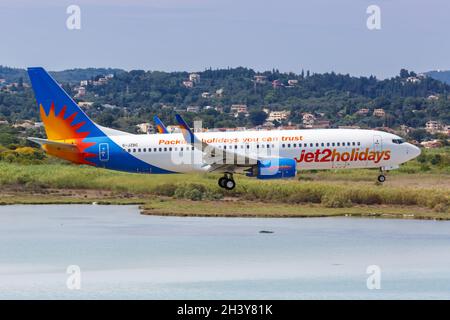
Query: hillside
426,70,450,85
0,66,124,84
0,67,449,133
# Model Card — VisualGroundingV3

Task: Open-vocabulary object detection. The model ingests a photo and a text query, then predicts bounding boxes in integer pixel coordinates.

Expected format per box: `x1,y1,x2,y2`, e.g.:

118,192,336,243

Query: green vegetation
141,199,448,220
1,66,449,133
0,153,448,217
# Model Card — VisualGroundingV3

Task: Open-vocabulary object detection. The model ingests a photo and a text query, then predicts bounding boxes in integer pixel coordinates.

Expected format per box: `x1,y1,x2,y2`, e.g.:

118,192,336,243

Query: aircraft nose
407,144,421,159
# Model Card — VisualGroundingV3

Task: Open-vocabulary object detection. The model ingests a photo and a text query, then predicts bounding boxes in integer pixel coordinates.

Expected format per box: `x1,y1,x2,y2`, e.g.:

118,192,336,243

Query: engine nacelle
246,158,297,179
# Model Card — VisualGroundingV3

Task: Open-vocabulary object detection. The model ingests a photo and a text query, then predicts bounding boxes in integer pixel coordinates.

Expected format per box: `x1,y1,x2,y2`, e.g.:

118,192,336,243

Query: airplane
153,115,169,134
27,67,421,190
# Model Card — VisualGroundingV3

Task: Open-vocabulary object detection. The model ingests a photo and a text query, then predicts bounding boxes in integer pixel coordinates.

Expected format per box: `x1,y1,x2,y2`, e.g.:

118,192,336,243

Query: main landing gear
218,173,236,190
377,168,386,183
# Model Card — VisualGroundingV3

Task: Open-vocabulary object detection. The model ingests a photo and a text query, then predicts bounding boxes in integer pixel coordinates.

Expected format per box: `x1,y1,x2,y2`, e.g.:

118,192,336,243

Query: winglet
153,115,168,134
175,114,196,144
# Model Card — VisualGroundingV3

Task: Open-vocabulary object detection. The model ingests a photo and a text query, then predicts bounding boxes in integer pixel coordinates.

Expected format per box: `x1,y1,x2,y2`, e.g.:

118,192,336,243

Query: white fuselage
106,129,420,174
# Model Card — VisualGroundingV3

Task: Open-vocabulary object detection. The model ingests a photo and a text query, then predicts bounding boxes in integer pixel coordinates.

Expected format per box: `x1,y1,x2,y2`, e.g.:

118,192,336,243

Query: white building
75,86,86,98
373,108,385,117
230,104,248,115
254,75,267,84
186,106,200,113
425,120,448,135
302,113,316,127
182,80,194,88
267,110,290,122
136,123,153,134
189,73,200,83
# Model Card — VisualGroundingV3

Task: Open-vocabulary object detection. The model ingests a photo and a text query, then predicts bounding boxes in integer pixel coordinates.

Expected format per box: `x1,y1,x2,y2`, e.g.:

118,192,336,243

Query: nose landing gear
377,168,386,183
218,173,236,190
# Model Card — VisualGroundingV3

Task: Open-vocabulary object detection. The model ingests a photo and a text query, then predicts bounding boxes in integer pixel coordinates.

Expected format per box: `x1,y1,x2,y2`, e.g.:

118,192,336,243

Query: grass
141,198,448,220
0,152,449,219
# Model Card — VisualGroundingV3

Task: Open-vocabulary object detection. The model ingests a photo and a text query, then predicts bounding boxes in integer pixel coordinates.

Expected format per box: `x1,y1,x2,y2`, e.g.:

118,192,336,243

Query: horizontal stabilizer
27,137,79,152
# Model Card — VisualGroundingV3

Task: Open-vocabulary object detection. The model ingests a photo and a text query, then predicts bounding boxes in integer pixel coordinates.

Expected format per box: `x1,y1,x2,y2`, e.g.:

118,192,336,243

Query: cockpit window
392,138,405,144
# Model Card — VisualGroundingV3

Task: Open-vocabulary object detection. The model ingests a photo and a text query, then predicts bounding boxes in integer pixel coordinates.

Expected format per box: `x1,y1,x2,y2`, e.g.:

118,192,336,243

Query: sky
0,0,449,78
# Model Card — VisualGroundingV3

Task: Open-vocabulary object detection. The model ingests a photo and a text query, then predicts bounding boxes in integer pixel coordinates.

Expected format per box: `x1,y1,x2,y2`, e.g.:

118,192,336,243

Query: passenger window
336,143,340,147
127,149,131,153
159,148,162,152
332,143,335,147
169,147,172,151
287,144,290,148
327,143,330,147
132,148,136,153
316,143,319,147
357,142,361,146
180,147,183,151
293,143,296,148
310,143,313,147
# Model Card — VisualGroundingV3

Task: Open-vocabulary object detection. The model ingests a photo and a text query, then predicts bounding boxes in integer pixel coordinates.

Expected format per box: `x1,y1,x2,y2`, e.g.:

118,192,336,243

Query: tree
400,69,410,79
249,110,267,126
408,129,428,142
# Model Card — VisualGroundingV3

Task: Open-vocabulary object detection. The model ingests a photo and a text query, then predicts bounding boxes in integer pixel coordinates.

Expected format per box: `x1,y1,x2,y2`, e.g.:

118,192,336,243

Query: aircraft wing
175,114,258,173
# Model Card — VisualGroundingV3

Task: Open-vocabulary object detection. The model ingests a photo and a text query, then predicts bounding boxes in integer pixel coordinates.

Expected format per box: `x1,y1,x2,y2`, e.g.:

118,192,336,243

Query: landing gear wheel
377,174,386,183
224,179,236,190
218,177,227,188
218,173,236,190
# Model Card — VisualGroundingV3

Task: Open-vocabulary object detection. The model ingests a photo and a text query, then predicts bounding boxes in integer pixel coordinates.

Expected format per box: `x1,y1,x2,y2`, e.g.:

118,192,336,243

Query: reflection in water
0,205,449,299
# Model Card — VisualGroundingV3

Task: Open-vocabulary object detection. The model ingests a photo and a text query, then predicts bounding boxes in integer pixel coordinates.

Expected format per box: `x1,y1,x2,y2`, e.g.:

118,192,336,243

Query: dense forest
0,66,449,134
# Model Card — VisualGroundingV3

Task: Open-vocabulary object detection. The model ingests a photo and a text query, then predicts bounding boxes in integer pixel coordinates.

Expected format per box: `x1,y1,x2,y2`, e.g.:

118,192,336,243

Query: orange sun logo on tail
40,102,97,165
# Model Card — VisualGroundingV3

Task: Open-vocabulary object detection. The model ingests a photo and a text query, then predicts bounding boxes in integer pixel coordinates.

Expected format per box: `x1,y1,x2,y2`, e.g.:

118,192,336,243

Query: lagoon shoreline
0,186,448,221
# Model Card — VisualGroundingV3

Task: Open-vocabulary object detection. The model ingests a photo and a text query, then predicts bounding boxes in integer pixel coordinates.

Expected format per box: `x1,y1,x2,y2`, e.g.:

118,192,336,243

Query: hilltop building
189,73,200,84
373,108,385,117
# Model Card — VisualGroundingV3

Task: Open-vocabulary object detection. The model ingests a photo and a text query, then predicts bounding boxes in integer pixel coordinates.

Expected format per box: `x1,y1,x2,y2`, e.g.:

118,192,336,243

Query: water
0,205,449,299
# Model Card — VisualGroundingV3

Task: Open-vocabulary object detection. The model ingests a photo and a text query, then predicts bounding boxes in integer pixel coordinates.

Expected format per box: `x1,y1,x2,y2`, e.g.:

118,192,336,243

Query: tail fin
27,67,104,141
153,115,169,134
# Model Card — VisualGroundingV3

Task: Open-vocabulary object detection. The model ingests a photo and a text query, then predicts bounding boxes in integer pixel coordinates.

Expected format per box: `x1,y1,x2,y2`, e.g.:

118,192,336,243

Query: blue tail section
175,114,196,144
27,67,173,174
27,67,105,139
153,115,169,134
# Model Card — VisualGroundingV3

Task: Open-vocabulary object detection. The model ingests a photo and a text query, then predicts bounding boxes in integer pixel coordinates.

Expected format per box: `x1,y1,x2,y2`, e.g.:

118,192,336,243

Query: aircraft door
373,135,383,152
